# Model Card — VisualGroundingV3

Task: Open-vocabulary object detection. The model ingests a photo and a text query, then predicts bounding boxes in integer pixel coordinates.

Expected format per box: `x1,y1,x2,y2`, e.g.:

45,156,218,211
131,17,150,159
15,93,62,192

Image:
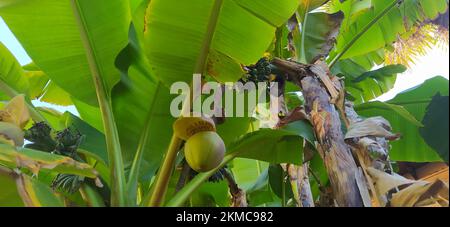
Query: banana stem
70,0,126,206
148,135,182,206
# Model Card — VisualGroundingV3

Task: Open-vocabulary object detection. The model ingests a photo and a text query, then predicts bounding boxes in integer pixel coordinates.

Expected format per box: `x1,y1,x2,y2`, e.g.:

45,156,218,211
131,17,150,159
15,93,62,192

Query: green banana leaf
355,76,449,162
330,0,448,60
227,121,315,165
144,0,299,85
290,10,344,64
0,0,132,106
0,42,29,100
419,94,449,163
332,59,406,104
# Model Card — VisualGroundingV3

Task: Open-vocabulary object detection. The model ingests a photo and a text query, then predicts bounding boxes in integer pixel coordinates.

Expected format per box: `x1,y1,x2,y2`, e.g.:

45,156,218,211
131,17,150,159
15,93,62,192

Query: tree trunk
272,58,366,207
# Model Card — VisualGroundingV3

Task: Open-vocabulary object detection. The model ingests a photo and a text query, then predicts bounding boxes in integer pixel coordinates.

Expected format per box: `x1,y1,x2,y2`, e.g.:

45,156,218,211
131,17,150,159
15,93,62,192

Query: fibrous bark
272,58,367,207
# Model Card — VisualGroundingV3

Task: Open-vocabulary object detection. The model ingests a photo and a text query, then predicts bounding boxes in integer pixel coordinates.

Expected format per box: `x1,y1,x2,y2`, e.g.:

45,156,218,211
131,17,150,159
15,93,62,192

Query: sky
1,17,449,112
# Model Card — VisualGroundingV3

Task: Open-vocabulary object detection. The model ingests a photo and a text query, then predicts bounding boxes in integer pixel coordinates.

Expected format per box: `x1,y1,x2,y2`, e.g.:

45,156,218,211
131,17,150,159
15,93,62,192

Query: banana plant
0,0,448,207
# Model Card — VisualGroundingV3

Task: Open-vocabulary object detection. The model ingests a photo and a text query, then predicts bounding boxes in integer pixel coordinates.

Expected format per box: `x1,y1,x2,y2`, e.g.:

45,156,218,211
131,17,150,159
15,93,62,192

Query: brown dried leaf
391,179,449,207
367,167,415,196
0,122,24,146
355,167,372,207
310,61,340,102
345,117,399,140
0,95,30,129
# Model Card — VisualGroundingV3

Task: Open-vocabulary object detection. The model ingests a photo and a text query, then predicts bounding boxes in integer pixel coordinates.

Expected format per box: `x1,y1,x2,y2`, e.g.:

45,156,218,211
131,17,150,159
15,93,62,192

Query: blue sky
1,17,449,111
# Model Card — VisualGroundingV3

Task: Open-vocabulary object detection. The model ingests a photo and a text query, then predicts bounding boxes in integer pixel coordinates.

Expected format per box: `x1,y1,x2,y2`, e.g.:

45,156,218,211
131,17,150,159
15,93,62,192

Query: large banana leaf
355,76,449,162
144,0,299,85
0,0,132,106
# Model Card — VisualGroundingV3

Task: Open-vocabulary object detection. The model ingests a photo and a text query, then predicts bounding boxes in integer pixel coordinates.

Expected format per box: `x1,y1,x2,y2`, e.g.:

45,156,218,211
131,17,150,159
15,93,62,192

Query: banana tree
0,0,448,207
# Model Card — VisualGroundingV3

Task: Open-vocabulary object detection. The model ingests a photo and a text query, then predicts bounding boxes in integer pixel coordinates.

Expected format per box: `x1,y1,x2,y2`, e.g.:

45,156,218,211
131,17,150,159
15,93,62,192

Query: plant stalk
148,134,182,206
328,0,401,68
70,0,126,206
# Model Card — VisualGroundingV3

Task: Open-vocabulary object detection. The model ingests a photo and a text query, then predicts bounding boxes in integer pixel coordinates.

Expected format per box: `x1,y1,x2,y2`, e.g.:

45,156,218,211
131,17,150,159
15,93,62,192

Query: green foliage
245,168,280,207
419,94,449,163
0,0,448,207
292,11,344,63
0,166,64,207
0,167,24,206
0,0,131,106
227,121,314,165
332,60,406,103
143,0,299,85
0,42,28,99
268,164,294,204
356,76,449,162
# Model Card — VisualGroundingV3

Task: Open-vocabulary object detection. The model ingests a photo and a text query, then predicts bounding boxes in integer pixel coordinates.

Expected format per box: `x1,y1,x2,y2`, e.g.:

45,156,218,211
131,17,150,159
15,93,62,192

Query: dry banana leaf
391,179,449,207
0,95,30,129
345,117,398,140
367,167,449,207
367,167,415,196
0,122,24,146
